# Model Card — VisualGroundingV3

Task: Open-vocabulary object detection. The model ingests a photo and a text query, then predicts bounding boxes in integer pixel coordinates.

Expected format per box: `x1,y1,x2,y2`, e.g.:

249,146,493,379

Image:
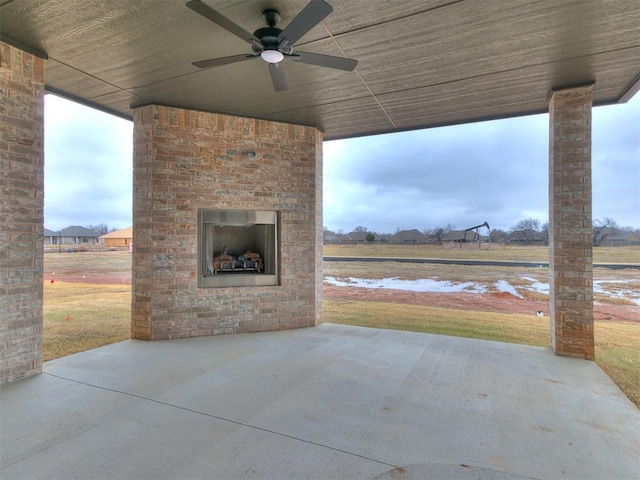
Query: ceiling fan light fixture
261,49,284,63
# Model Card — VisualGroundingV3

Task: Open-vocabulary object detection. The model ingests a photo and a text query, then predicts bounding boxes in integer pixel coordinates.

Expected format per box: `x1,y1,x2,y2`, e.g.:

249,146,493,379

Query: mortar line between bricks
43,372,398,470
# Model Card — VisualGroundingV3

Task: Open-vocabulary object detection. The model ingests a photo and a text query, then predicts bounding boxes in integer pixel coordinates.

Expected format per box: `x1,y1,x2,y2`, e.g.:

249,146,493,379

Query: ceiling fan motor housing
252,27,280,52
252,10,293,55
262,9,281,27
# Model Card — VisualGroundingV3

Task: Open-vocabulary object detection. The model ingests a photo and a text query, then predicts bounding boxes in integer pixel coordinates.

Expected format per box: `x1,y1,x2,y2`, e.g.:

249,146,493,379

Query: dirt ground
323,284,640,324
45,267,638,324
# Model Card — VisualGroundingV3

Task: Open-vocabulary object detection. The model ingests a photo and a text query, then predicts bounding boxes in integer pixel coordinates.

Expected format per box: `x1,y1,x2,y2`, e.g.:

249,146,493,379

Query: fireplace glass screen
198,209,278,288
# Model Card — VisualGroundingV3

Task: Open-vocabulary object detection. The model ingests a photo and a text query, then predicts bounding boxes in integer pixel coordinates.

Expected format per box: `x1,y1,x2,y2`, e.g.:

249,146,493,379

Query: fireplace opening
198,209,278,288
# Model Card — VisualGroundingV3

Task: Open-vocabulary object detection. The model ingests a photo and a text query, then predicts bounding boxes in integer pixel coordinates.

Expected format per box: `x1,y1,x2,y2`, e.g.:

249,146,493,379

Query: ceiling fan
186,0,358,92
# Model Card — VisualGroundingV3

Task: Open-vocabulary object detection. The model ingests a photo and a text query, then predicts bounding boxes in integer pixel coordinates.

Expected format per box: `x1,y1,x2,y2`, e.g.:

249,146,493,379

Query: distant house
390,229,426,244
441,230,467,243
508,231,546,245
43,228,60,245
346,231,370,243
600,232,640,247
323,230,342,244
99,227,133,248
57,226,101,245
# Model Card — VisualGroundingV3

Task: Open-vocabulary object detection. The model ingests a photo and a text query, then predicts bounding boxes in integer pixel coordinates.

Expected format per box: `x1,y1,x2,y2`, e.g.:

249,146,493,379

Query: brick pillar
132,105,322,340
548,85,594,360
314,129,324,326
0,42,45,383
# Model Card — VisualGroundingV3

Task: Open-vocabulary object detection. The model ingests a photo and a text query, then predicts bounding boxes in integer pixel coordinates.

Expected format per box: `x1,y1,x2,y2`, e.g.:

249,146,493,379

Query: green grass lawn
324,243,640,264
43,281,131,361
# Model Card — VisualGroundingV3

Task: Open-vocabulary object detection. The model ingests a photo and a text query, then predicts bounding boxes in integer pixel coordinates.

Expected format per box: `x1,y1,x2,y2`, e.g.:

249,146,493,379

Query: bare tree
510,218,541,245
87,223,110,235
353,226,368,233
489,228,509,243
592,217,618,246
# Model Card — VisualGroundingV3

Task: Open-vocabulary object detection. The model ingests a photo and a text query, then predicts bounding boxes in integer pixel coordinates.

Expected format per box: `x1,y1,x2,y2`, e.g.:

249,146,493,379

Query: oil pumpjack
463,221,490,242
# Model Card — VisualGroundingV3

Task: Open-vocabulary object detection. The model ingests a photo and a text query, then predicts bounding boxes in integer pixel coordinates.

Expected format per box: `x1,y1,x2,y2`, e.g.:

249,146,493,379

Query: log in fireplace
198,209,278,288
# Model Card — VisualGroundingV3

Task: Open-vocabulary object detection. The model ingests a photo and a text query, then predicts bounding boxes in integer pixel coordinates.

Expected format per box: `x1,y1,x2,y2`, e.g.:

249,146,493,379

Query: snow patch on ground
521,277,550,294
323,276,487,294
594,280,640,305
520,276,640,305
324,275,639,305
495,280,525,298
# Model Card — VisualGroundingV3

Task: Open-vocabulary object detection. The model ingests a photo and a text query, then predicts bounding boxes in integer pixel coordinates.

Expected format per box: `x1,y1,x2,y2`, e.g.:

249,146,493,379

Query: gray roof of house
442,230,467,241
347,232,371,242
43,228,59,236
604,233,639,241
59,225,100,237
390,229,426,242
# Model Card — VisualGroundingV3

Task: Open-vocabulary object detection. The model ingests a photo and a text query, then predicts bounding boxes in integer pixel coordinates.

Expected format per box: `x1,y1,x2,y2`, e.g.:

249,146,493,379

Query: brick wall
132,105,323,340
548,85,594,360
0,42,45,383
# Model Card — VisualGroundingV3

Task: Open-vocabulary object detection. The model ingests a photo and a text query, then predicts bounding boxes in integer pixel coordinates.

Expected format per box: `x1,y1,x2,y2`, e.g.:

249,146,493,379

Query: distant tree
445,223,457,233
353,226,367,233
87,223,110,235
423,226,446,243
510,218,541,245
489,228,509,243
365,233,375,242
592,217,619,246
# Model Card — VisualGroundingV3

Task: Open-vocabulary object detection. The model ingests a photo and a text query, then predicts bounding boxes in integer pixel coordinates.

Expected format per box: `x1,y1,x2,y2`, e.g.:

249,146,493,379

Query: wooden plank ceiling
1,0,639,140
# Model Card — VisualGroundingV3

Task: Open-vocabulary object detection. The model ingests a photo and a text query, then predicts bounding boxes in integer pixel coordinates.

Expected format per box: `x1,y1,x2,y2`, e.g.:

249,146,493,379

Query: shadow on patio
1,323,638,479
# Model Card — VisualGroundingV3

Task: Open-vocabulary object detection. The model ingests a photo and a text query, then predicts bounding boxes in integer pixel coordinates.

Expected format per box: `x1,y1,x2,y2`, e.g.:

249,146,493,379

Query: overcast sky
44,93,639,233
44,95,133,231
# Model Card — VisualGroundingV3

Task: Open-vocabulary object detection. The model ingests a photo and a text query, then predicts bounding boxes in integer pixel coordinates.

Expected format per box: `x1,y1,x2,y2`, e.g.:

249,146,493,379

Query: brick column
548,85,594,360
132,105,322,340
314,129,324,325
0,42,45,383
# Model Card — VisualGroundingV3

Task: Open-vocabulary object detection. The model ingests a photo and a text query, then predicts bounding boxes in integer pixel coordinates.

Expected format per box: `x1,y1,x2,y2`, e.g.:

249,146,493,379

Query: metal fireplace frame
197,208,279,288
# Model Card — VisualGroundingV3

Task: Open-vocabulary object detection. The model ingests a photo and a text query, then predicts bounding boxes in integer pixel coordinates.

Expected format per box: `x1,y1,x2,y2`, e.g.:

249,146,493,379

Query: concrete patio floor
1,323,638,479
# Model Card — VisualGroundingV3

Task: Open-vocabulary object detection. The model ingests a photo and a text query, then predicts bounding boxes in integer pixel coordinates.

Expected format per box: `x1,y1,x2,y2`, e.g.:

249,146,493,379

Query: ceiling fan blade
193,54,258,69
277,0,333,48
186,0,260,44
269,62,289,92
291,51,358,71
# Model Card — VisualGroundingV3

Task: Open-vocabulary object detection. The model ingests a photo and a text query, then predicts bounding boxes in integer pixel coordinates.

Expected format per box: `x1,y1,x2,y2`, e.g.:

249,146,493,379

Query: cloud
44,95,133,231
42,92,638,235
592,99,640,227
324,113,549,232
324,94,639,233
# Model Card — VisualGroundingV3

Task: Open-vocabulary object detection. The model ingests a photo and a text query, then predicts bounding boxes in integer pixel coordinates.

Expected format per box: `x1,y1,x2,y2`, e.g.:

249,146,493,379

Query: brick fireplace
132,105,323,340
